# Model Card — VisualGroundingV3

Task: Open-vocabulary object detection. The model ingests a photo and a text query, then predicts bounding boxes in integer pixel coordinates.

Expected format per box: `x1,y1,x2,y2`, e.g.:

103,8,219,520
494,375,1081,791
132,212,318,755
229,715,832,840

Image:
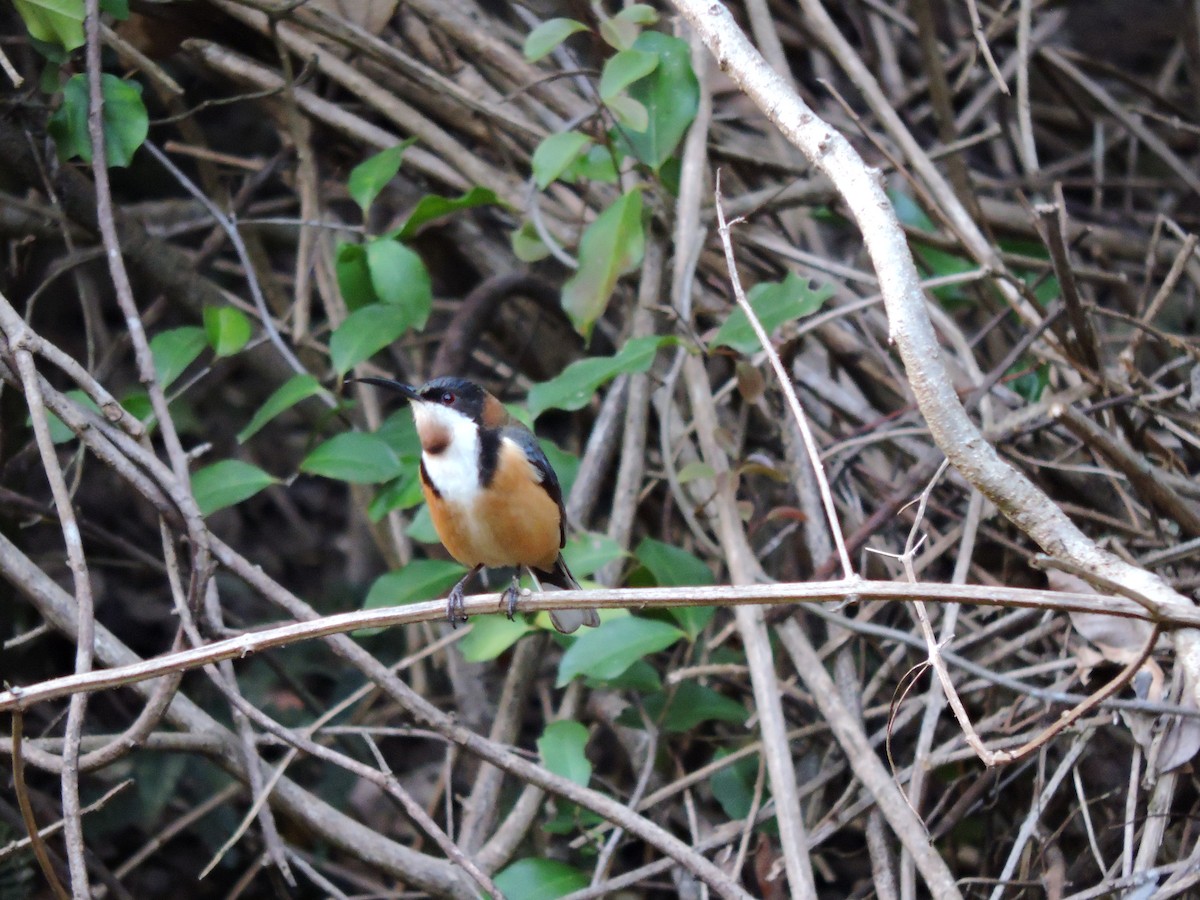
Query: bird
353,375,600,634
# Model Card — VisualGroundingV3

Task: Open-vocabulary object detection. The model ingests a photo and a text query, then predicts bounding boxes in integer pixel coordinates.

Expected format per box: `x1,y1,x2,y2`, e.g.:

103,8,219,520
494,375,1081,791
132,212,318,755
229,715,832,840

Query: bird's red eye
440,391,455,405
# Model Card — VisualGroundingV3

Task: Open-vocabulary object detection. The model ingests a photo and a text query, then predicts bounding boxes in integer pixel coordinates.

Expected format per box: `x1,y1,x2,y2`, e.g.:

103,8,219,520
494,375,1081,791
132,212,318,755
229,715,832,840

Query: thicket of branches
2,0,1199,897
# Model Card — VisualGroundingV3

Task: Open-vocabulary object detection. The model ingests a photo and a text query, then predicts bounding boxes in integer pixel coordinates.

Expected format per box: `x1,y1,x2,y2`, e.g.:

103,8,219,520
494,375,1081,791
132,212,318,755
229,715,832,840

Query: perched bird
354,375,600,634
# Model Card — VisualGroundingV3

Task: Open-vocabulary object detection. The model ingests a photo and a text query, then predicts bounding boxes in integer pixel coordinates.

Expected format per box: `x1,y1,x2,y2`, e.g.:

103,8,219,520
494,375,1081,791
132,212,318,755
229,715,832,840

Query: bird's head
353,376,509,455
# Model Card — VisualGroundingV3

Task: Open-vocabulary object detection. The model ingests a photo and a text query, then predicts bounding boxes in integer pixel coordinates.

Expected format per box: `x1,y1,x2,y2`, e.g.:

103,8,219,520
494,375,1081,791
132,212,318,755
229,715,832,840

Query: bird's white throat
413,403,481,503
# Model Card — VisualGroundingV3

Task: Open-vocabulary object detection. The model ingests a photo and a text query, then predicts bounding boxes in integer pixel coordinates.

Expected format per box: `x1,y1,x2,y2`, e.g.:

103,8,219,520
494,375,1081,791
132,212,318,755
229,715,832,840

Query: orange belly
422,443,561,570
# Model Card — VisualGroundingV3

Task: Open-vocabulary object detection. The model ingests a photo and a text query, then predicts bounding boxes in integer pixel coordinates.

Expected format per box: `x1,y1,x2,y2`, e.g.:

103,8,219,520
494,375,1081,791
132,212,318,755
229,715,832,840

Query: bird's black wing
501,425,566,547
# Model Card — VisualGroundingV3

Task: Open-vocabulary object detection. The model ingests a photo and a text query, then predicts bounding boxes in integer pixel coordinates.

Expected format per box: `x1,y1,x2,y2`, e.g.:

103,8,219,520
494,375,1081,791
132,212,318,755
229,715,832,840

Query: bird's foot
446,569,477,628
502,575,521,621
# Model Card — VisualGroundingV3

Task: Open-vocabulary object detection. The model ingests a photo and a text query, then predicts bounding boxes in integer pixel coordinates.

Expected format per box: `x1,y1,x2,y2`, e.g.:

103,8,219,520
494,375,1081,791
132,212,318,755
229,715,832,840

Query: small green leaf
366,471,423,521
614,32,700,170
539,439,579,500
616,4,658,25
589,658,660,692
495,859,589,900
512,221,551,262
561,190,645,336
568,144,621,183
347,140,415,215
599,15,638,51
376,409,422,458
363,560,466,610
527,334,668,418
538,721,591,786
640,681,747,732
393,186,500,239
203,306,252,357
405,504,440,543
562,532,626,579
599,49,658,102
532,132,592,190
677,461,715,483
460,615,533,661
191,460,277,516
557,616,684,686
13,0,84,50
635,537,714,587
523,18,589,61
711,272,833,355
150,326,207,390
635,538,714,637
604,95,648,133
100,0,129,19
335,242,378,311
238,374,329,443
48,74,148,167
710,749,761,819
300,432,402,483
366,239,432,329
329,304,410,376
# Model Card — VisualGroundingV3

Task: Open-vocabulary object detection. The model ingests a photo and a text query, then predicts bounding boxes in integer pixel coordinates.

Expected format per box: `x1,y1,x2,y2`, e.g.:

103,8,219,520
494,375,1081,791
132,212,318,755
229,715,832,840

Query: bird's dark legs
447,564,483,627
502,573,522,621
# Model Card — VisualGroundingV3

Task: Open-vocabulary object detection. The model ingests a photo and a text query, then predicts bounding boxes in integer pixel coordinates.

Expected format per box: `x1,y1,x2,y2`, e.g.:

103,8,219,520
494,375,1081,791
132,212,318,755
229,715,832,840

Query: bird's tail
534,555,600,634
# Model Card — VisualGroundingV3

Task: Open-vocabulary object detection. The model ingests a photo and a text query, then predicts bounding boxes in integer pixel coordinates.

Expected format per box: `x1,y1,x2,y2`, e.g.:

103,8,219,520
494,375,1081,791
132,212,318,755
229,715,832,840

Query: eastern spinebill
354,376,600,634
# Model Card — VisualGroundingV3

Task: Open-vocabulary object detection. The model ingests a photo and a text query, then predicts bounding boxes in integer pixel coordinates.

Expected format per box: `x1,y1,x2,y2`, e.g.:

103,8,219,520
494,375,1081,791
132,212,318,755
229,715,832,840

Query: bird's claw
446,584,469,628
502,576,521,621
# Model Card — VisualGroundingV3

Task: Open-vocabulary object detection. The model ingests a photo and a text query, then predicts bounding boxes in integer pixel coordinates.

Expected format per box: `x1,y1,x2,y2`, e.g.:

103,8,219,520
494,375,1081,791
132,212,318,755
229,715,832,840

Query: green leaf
538,721,591,786
527,335,668,418
532,132,592,190
589,658,660,692
710,749,760,819
366,471,423,521
561,190,645,336
150,326,207,391
1009,361,1050,403
604,94,648,133
495,859,588,900
376,409,422,458
405,504,440,543
635,537,714,587
616,4,659,25
366,239,432,329
562,532,626,579
48,74,148,167
539,440,579,499
635,538,714,637
640,681,747,732
523,18,589,61
100,0,128,19
568,144,620,183
363,560,466,609
13,0,83,50
393,186,500,239
512,221,551,262
203,306,252,357
329,304,410,376
300,432,402,483
711,272,832,355
557,616,684,686
191,460,277,516
347,140,415,215
335,242,378,311
460,615,533,661
238,374,329,443
615,32,700,170
599,49,659,102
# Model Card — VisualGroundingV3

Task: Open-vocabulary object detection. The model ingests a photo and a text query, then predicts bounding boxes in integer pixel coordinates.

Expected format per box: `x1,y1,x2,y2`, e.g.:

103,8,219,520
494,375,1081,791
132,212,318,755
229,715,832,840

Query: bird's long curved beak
349,377,421,403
